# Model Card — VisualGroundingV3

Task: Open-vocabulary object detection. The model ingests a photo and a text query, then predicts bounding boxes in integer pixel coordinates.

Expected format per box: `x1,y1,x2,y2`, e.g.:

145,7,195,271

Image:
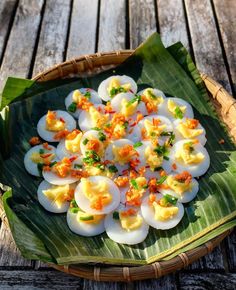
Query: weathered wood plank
83,280,125,290
179,272,236,290
157,0,189,50
0,270,83,289
129,0,156,49
135,274,177,290
66,0,98,59
32,0,71,76
98,0,126,51
226,228,236,271
0,0,44,91
184,0,232,92
213,0,236,93
0,223,32,267
0,0,18,61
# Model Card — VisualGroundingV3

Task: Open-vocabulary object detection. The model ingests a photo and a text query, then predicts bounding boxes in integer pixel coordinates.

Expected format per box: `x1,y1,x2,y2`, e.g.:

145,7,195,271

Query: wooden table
0,0,235,289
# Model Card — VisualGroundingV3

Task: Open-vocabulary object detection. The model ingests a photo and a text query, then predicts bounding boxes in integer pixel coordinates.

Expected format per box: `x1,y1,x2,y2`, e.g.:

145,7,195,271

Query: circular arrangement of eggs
24,75,210,245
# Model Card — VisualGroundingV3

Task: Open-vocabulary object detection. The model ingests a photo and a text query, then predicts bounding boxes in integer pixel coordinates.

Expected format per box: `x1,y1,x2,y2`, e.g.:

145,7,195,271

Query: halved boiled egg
42,156,83,185
78,104,110,131
65,88,102,118
67,200,105,236
98,75,137,101
105,139,136,173
138,88,166,115
158,98,194,121
110,92,146,119
37,110,76,142
141,193,184,230
104,205,149,245
24,144,56,177
75,176,120,214
169,139,210,177
37,180,76,213
56,129,82,159
158,171,199,203
173,118,206,145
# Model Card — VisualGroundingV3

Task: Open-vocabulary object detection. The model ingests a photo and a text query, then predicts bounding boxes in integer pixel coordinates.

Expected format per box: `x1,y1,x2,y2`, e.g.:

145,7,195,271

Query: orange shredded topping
136,113,144,123
66,129,81,140
29,136,41,146
104,102,115,114
76,96,93,111
153,118,161,127
138,166,146,176
120,208,137,217
52,157,72,177
114,176,129,187
175,171,192,185
172,163,177,170
129,158,140,168
42,142,52,150
149,193,156,204
63,188,75,202
160,170,167,177
218,139,225,144
186,118,199,129
86,139,101,152
142,95,158,114
71,170,88,178
42,165,51,172
126,191,142,206
54,129,70,140
91,195,110,210
148,178,158,193
129,170,137,179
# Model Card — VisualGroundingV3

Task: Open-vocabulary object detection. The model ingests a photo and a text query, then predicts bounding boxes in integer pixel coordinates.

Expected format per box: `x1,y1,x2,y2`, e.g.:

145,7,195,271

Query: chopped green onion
49,161,57,167
134,141,143,148
110,87,126,97
122,121,129,129
147,90,157,99
105,123,112,128
39,149,45,154
154,166,163,172
83,138,89,145
108,165,118,173
154,145,169,158
71,199,78,208
156,176,167,185
83,150,101,165
37,163,44,175
113,211,120,220
79,215,94,221
163,194,178,205
91,127,101,131
96,164,105,171
98,131,106,141
174,107,184,119
68,102,77,113
126,94,141,107
70,208,80,214
84,91,91,99
164,156,169,160
74,164,83,169
130,179,139,189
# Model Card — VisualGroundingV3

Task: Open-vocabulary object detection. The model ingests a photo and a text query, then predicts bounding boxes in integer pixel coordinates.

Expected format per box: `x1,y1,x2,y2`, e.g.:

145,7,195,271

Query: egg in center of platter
25,75,210,245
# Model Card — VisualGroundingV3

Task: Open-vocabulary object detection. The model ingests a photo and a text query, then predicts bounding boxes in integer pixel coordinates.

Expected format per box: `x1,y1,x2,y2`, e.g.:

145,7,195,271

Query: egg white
98,75,137,101
65,88,102,118
104,205,149,245
24,144,56,177
78,104,109,132
66,209,105,237
37,110,76,142
37,180,71,213
158,97,194,121
74,176,120,214
141,194,185,230
173,118,207,145
168,139,210,177
104,139,134,174
159,173,199,203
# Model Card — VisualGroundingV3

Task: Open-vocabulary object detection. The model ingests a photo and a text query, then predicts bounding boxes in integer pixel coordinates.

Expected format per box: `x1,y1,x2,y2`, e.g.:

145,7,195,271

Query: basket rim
4,49,233,282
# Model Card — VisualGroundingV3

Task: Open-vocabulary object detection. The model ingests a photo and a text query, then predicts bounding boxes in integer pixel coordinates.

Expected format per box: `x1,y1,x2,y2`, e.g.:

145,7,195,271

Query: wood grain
213,0,236,93
32,0,71,76
184,0,232,93
226,229,236,271
0,223,32,267
98,0,126,51
129,0,156,49
157,0,189,50
135,274,177,290
179,272,236,290
0,0,18,61
0,0,44,91
66,0,98,59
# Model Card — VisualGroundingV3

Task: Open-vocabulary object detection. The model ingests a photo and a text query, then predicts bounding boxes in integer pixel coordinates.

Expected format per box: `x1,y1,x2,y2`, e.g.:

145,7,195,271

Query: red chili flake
59,117,65,123
69,156,78,163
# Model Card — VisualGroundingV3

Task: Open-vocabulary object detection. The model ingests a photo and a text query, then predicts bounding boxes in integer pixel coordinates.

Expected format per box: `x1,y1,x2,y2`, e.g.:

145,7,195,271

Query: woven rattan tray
1,50,235,281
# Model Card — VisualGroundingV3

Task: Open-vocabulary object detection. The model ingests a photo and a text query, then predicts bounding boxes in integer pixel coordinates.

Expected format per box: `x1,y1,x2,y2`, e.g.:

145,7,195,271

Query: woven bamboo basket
1,50,236,282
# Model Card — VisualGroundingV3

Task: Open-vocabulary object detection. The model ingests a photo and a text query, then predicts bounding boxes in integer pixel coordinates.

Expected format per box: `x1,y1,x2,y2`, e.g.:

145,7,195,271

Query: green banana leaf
0,33,235,265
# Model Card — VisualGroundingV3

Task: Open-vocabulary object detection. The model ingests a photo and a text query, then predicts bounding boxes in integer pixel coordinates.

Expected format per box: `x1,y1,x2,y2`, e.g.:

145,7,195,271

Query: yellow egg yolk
85,137,104,156
88,106,109,128
107,78,131,95
81,178,112,210
144,119,166,138
175,142,204,165
65,131,82,153
145,146,163,171
119,211,143,231
143,88,164,105
45,111,66,132
121,98,138,117
167,100,186,117
153,201,179,221
166,175,192,195
177,121,203,138
112,144,137,165
43,184,69,208
113,123,126,138
30,152,55,164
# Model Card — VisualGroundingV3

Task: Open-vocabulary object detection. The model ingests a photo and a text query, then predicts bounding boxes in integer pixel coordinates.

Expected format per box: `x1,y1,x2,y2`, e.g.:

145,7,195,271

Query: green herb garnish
49,161,57,167
161,131,175,146
39,149,45,154
147,89,157,99
110,87,126,97
130,179,139,189
122,121,129,129
68,102,77,113
37,163,44,175
83,138,89,145
154,166,163,172
156,176,167,185
83,150,101,165
113,211,120,220
162,194,178,205
108,165,118,173
98,131,106,141
133,141,143,148
74,164,83,169
126,94,141,107
174,106,184,119
96,164,105,171
79,215,94,221
91,127,101,131
154,145,169,158
84,91,91,99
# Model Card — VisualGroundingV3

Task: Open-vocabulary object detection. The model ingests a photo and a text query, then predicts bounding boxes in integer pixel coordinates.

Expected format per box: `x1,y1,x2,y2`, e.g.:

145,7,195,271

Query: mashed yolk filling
145,146,163,171
45,111,66,132
43,184,70,208
167,172,192,195
121,98,138,117
72,90,92,111
177,118,203,138
30,152,55,164
65,130,82,153
81,178,112,210
144,118,166,138
167,100,186,116
153,201,179,221
89,106,109,128
175,142,204,165
107,78,131,95
112,144,138,165
142,88,164,114
119,209,142,231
